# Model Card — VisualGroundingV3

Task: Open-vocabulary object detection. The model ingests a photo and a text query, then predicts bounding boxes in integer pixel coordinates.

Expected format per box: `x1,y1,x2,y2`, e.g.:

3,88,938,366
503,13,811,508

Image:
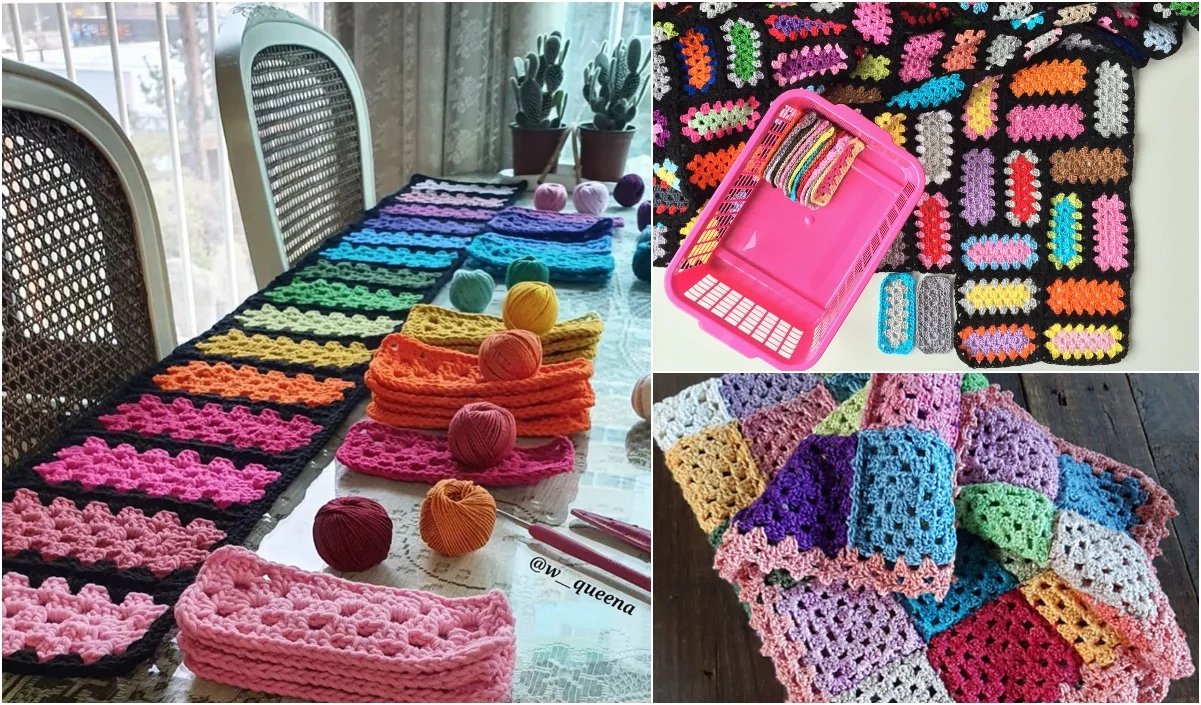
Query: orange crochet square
153,361,355,407
1019,570,1126,666
665,422,765,533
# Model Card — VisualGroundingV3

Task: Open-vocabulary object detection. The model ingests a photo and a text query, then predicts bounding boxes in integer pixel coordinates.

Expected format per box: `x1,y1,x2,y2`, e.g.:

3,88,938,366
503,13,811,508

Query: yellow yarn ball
502,281,558,335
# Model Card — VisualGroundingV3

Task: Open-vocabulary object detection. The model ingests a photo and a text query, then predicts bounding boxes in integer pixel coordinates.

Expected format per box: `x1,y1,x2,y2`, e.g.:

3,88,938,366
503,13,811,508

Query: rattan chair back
2,59,177,471
215,4,374,287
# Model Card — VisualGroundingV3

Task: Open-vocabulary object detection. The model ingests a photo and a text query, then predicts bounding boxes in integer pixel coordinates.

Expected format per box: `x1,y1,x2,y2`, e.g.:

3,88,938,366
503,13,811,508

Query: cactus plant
582,37,651,131
510,31,570,129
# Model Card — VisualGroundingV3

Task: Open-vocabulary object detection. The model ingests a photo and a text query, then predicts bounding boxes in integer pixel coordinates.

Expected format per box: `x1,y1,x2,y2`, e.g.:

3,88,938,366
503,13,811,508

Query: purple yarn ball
637,200,651,230
613,173,645,207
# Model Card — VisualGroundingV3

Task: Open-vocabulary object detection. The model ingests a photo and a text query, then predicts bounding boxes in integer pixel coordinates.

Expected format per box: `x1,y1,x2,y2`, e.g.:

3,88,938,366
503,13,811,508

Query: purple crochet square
778,578,924,696
732,434,857,556
719,373,820,418
959,406,1060,500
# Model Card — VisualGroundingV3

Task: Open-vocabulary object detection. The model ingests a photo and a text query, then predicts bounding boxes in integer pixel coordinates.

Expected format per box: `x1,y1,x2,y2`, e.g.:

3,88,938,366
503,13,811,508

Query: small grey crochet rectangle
917,274,954,354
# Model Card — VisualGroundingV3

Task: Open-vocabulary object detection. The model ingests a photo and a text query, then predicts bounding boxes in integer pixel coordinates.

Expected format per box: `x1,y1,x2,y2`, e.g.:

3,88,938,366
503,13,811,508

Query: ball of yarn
419,479,496,557
614,174,645,207
637,200,651,230
533,182,568,211
479,330,543,382
502,281,558,334
449,269,494,313
313,496,393,572
572,181,609,215
637,225,651,244
448,402,516,468
632,240,651,281
632,374,651,420
506,255,550,288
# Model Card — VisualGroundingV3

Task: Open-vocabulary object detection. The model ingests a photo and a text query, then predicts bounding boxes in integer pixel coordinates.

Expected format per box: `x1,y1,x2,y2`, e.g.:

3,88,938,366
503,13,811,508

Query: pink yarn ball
572,181,609,215
313,496,393,572
448,402,517,468
533,183,568,211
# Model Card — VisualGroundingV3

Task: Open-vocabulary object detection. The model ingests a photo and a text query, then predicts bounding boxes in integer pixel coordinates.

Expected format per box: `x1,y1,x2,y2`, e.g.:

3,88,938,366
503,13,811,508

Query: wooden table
652,374,1198,703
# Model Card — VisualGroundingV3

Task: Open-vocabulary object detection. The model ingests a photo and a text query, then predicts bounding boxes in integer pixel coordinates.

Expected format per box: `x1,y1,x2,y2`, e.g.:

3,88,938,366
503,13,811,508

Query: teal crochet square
900,532,1018,641
1055,455,1149,534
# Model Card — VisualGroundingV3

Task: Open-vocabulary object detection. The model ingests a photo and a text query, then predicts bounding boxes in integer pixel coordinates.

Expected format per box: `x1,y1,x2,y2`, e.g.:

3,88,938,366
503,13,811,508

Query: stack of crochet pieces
655,373,1193,702
1,175,524,677
365,334,595,436
175,547,516,702
466,207,617,283
401,304,604,362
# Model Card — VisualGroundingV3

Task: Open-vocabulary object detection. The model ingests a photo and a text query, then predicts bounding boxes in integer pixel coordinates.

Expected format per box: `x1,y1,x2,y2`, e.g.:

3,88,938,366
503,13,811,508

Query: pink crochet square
738,385,838,478
336,420,574,486
861,373,962,447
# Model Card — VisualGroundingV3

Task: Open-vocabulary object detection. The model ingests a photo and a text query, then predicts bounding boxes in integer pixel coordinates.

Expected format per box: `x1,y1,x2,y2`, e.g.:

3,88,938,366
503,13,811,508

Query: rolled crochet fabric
652,3,1193,366
175,547,516,702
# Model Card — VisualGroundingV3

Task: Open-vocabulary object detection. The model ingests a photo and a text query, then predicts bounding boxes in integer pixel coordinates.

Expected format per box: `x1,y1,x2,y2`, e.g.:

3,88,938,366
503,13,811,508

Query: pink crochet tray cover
336,420,575,486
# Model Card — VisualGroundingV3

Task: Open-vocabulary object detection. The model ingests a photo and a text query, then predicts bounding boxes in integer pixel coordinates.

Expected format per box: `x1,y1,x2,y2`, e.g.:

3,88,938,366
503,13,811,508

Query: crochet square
955,482,1055,564
664,422,764,533
861,373,962,447
927,590,1084,702
731,434,857,556
1055,454,1149,534
900,532,1019,641
778,579,924,697
957,403,1060,500
652,377,734,450
718,373,820,418
1047,510,1159,621
831,649,953,703
847,427,957,569
819,373,871,402
812,385,870,436
1018,570,1126,667
738,385,838,478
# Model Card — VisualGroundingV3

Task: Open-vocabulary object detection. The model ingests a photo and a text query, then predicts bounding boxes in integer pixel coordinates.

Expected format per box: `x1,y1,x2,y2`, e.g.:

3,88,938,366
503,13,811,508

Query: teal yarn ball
505,256,551,288
638,226,651,244
632,241,651,281
449,269,495,313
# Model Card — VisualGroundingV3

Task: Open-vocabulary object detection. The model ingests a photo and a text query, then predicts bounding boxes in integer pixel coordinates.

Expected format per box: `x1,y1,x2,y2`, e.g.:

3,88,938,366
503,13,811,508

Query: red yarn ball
479,329,543,381
313,496,393,572
448,402,517,468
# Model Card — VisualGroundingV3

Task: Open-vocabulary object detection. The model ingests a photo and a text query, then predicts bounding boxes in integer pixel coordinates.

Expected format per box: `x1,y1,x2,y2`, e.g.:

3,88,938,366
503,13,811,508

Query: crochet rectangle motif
1,174,526,680
652,3,1195,366
654,372,1193,702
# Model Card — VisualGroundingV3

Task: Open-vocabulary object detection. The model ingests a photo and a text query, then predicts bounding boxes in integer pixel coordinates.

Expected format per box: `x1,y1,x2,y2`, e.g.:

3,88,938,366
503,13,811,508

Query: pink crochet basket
665,89,925,370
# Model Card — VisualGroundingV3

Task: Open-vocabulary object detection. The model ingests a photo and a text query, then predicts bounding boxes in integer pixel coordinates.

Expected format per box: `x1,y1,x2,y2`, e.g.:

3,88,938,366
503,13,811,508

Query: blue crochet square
847,427,957,567
820,374,871,403
1055,455,1149,534
900,532,1018,641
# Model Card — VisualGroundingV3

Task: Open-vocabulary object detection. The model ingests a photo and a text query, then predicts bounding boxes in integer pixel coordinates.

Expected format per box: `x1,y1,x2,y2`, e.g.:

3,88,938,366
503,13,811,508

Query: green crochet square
813,385,870,436
955,482,1054,564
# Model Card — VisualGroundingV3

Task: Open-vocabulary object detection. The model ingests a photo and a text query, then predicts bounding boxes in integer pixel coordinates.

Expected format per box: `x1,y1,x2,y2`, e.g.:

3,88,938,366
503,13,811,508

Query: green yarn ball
632,241,651,281
449,269,495,313
505,256,550,288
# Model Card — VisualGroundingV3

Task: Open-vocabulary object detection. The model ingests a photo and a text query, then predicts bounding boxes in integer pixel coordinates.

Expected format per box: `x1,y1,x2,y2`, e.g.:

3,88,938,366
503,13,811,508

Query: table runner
652,2,1196,366
1,174,523,677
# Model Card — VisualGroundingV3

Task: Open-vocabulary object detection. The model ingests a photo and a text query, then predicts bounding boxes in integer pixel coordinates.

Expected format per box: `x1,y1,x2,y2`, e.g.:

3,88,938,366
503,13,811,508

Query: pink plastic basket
665,90,925,370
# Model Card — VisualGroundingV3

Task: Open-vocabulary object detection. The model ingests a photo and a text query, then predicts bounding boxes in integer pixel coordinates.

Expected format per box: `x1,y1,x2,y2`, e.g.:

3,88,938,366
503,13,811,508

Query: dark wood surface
652,374,1199,703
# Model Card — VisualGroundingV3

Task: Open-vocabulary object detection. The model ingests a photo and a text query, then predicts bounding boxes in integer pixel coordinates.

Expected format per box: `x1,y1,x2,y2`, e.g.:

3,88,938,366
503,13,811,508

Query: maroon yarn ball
448,402,517,468
614,173,645,207
313,496,393,572
637,200,651,230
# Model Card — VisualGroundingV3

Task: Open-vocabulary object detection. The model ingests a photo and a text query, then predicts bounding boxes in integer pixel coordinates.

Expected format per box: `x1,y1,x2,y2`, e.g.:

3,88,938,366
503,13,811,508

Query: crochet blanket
654,372,1194,702
1,175,524,679
652,2,1196,367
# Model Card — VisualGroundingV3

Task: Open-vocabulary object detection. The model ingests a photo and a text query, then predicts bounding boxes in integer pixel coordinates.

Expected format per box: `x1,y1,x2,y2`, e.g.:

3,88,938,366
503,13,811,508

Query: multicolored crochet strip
0,174,524,678
653,2,1196,366
174,546,516,701
654,372,1193,702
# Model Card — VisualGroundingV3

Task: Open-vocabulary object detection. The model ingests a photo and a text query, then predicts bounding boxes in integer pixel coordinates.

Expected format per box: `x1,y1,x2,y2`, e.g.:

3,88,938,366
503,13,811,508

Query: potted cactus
577,36,650,181
510,31,571,176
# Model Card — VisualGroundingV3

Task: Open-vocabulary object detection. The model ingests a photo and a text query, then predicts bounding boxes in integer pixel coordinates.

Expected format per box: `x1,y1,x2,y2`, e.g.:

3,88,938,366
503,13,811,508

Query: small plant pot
577,125,634,182
511,125,569,176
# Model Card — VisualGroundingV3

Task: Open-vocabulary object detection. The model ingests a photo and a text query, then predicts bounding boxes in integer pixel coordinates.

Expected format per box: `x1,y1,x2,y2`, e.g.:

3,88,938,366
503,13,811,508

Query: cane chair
215,3,375,288
2,59,177,471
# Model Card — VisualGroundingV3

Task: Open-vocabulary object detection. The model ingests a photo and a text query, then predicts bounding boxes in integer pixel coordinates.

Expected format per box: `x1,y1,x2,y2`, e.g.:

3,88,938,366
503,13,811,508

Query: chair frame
2,58,177,358
215,3,375,288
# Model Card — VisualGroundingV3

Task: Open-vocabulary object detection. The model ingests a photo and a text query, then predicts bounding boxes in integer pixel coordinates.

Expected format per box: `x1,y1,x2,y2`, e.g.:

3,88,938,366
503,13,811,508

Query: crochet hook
570,508,651,554
497,509,651,592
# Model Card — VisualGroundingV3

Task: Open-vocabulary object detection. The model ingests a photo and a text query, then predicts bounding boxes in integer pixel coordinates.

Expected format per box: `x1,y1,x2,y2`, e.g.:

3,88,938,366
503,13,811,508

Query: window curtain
326,2,564,195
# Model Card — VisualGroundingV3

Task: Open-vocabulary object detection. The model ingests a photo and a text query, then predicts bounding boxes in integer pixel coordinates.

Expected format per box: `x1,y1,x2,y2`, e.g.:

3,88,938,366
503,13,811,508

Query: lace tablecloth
1,185,652,703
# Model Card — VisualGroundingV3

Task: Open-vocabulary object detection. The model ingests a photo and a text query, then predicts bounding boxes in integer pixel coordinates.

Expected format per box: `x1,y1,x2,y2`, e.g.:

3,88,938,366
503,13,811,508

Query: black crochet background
652,2,1193,367
1,174,525,677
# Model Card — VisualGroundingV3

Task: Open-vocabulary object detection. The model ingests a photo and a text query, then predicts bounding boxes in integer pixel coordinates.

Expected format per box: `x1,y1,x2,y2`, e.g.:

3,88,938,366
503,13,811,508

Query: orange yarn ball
419,479,496,557
447,402,516,468
479,330,543,382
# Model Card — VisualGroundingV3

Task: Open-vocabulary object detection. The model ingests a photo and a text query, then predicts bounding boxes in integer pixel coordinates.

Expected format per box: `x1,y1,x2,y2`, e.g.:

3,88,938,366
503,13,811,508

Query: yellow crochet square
665,421,764,533
1019,570,1126,666
401,304,603,360
195,329,373,368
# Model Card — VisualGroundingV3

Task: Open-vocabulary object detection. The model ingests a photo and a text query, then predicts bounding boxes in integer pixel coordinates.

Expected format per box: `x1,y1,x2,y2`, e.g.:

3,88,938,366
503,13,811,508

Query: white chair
215,3,375,288
2,59,177,470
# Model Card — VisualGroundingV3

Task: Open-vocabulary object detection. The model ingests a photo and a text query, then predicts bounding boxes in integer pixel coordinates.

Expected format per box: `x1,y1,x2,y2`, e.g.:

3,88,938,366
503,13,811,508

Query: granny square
1055,454,1149,534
